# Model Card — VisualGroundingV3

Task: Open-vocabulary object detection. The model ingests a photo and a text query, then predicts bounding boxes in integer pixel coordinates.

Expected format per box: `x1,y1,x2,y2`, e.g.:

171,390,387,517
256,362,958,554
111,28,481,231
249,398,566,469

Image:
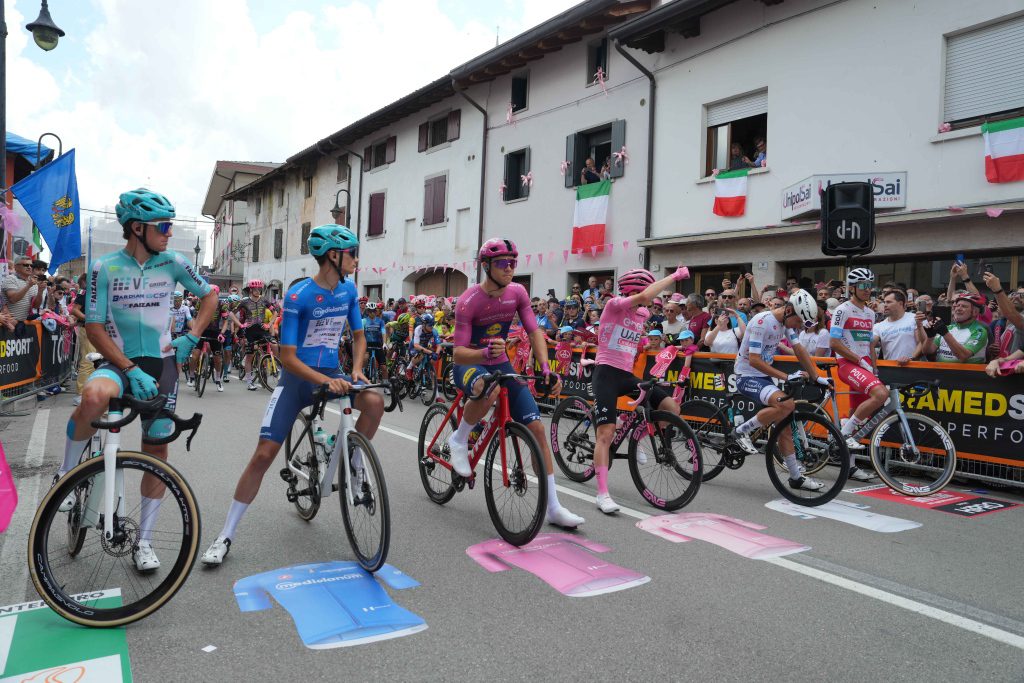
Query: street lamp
25,1,64,51
331,189,351,226
193,234,201,269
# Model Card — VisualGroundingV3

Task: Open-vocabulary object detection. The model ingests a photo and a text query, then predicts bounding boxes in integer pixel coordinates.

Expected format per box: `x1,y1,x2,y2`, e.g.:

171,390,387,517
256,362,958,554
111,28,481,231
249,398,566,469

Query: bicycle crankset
722,447,746,470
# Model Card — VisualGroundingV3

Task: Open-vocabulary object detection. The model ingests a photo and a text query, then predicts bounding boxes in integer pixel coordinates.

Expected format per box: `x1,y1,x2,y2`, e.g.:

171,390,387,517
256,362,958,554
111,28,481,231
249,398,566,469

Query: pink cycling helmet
478,238,518,261
247,279,264,289
618,268,656,295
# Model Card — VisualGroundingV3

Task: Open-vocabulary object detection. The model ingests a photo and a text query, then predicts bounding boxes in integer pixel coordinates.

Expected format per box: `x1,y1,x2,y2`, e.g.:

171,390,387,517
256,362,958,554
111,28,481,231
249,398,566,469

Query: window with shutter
565,121,624,187
418,122,429,152
251,234,260,262
511,73,529,112
423,177,435,225
448,109,461,141
504,149,530,201
385,136,396,164
274,229,283,259
337,155,349,182
373,142,387,168
944,15,1024,126
300,222,311,255
433,175,447,223
368,192,386,236
429,118,447,148
586,38,609,85
363,146,372,171
703,92,768,177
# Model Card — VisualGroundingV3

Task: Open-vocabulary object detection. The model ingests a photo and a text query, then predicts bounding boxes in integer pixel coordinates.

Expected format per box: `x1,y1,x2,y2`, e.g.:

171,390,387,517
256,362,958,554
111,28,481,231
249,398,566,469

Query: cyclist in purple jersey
448,238,584,529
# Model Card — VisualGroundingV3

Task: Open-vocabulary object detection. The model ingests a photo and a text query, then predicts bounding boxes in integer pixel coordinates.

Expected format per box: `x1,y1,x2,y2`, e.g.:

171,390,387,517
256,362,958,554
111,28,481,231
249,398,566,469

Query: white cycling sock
784,454,802,480
139,496,163,543
452,419,473,444
60,436,89,476
546,474,562,513
219,499,249,541
736,416,762,436
841,415,864,436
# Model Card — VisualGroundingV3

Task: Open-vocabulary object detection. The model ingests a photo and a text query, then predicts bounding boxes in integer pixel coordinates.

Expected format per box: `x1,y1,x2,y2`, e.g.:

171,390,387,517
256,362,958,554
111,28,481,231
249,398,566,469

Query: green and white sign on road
0,590,131,682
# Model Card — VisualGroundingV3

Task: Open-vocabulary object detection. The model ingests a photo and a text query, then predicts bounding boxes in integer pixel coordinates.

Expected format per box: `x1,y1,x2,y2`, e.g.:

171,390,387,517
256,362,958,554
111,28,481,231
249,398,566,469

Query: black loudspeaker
820,182,875,256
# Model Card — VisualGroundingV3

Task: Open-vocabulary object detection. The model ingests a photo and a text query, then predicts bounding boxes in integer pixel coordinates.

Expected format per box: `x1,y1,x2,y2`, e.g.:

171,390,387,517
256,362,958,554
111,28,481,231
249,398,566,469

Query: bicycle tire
628,411,703,511
679,399,729,482
258,353,280,392
417,404,458,504
340,431,390,572
441,362,458,401
484,421,547,546
765,410,849,506
420,365,437,406
284,413,321,520
779,401,834,475
29,451,201,627
196,352,208,397
549,396,599,482
869,412,956,496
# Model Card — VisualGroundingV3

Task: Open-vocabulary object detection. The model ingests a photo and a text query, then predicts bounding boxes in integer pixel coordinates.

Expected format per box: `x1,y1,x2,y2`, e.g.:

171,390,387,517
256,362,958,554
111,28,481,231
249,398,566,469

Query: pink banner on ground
0,441,16,532
466,533,650,597
637,513,809,559
853,485,1019,518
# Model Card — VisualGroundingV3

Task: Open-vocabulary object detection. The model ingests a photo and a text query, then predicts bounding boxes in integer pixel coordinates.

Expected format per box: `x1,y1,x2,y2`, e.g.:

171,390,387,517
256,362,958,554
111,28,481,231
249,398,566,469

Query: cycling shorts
199,332,223,355
453,360,540,426
260,366,350,444
366,346,385,364
836,358,883,410
89,356,180,443
591,365,670,427
736,375,783,407
244,324,270,350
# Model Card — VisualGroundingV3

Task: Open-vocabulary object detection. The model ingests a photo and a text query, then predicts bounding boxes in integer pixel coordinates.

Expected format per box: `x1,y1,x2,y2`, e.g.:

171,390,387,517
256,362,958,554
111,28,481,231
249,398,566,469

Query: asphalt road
2,381,1023,682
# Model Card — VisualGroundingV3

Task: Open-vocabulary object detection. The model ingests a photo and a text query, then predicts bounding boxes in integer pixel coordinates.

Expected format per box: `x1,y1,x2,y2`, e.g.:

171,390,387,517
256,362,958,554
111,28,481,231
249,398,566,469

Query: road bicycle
362,346,385,385
549,376,703,511
793,368,956,496
439,343,458,401
280,383,394,571
383,346,410,412
679,363,850,506
405,352,439,406
29,363,204,626
417,370,549,546
191,338,217,397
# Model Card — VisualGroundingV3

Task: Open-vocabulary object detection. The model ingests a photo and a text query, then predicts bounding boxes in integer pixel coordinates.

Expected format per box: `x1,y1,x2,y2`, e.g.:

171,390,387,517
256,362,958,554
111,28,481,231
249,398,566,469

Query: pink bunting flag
622,240,630,251
559,160,571,177
987,208,1004,218
590,245,598,257
562,250,569,263
538,253,543,265
525,254,531,266
606,242,614,255
593,66,608,96
613,146,629,167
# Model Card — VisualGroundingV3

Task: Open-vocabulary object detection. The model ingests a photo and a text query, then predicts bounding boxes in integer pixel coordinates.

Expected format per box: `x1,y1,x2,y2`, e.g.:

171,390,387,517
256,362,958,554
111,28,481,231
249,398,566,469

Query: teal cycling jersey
87,248,212,359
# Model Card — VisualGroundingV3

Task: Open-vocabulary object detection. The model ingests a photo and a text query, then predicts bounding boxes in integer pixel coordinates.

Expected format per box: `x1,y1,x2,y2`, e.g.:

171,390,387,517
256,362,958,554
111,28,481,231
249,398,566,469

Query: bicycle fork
90,416,126,541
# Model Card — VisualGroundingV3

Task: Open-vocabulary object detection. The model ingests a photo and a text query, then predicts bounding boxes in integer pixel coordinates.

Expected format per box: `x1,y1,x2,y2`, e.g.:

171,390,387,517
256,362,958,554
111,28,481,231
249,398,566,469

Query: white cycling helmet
788,289,819,326
846,267,874,285
365,301,378,311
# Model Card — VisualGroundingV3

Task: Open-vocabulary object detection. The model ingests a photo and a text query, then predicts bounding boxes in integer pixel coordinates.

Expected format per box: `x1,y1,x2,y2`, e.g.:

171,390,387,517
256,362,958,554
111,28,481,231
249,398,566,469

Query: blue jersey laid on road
233,562,426,649
362,316,384,346
280,277,362,369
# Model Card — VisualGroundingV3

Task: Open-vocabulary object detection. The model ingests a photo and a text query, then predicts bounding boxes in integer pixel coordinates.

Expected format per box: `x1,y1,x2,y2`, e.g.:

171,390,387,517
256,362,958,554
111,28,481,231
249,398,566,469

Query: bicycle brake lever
183,414,203,452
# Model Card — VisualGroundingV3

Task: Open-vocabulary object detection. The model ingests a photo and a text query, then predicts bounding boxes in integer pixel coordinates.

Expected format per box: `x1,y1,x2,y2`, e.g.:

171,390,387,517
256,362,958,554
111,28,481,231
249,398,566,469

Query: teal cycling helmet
173,290,183,298
229,294,241,303
115,188,175,227
308,224,358,256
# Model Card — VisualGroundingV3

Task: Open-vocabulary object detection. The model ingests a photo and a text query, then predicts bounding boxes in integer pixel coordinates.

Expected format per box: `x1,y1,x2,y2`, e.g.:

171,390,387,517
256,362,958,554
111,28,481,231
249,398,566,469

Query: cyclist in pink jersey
447,238,584,529
591,266,691,514
829,267,883,481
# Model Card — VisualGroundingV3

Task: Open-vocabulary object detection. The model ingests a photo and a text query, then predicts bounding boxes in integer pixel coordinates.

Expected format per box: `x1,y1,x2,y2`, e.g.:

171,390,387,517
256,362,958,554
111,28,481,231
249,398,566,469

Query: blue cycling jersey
280,277,362,369
362,316,384,345
233,561,425,649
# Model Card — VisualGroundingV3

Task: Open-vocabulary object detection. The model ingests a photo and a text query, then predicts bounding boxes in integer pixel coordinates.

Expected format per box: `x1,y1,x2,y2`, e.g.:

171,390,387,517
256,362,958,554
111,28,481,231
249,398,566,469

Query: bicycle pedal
466,473,476,490
279,468,297,485
285,488,298,503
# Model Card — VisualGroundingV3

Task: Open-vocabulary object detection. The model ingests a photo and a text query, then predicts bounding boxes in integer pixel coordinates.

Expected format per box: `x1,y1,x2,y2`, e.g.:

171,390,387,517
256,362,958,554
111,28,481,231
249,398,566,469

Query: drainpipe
613,39,655,269
453,79,488,262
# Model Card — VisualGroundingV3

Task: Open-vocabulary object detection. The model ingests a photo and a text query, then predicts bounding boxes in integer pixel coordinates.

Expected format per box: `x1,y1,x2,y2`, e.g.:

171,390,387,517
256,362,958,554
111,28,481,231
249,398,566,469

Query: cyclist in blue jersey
361,301,387,381
202,224,383,565
55,188,218,572
409,313,440,376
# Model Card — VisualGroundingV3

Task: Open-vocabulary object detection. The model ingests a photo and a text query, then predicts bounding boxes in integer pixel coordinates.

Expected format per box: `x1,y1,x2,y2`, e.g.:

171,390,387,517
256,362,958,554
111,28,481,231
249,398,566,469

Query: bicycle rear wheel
870,412,956,496
29,451,201,627
340,431,390,572
549,396,599,482
679,400,728,482
196,353,207,397
484,422,547,546
765,411,849,506
628,411,702,511
258,353,281,391
284,413,321,520
420,365,437,406
441,361,458,401
417,404,458,504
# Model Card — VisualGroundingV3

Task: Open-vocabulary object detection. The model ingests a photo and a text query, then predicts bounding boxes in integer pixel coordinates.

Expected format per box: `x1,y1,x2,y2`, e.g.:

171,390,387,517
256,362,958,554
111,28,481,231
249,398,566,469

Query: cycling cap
478,238,518,261
647,329,663,336
365,301,378,310
559,325,574,334
247,279,264,289
846,267,874,285
679,329,695,340
618,268,656,295
308,224,358,257
788,289,819,325
115,188,175,227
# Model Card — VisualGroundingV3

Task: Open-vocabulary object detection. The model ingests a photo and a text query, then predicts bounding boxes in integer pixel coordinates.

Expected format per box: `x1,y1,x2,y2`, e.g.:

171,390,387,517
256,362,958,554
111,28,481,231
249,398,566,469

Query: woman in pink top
591,266,691,514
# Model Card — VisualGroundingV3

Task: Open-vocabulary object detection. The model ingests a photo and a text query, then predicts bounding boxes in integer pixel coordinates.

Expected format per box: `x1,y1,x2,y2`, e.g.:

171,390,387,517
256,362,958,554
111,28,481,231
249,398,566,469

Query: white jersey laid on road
735,311,800,377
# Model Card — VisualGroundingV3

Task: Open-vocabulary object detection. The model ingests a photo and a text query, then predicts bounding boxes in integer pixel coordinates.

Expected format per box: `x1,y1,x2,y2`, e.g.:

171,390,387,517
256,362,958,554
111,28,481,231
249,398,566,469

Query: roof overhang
202,161,281,215
608,0,745,53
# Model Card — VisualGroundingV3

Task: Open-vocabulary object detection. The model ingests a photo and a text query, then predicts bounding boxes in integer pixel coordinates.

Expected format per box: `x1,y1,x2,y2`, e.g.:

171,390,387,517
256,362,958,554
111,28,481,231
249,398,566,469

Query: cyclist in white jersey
829,268,884,481
732,290,833,491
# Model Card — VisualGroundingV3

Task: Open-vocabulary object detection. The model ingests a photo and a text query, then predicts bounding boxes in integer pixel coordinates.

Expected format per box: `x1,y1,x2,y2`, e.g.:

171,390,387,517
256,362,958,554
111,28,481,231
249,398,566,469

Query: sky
7,0,582,223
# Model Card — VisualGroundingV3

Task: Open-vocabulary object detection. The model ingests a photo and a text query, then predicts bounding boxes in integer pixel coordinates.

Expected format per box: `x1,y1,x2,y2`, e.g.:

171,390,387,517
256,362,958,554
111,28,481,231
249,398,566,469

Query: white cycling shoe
51,474,75,513
201,536,232,566
446,435,472,477
729,433,758,455
789,476,825,491
133,541,160,572
547,506,585,529
848,467,876,482
595,493,620,514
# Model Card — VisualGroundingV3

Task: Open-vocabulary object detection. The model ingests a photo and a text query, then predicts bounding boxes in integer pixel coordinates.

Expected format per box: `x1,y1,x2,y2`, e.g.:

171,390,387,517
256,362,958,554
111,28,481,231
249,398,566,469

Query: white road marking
0,409,49,605
0,614,17,674
370,412,1024,651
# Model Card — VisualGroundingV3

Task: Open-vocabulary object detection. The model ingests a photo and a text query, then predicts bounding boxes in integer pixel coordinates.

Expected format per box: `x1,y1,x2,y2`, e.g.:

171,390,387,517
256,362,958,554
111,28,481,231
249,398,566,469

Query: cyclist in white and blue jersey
361,301,387,380
56,188,218,572
202,225,383,566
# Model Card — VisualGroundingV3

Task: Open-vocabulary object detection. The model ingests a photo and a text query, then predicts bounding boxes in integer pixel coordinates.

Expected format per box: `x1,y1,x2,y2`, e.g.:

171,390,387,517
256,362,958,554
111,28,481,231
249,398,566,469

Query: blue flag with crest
11,149,81,273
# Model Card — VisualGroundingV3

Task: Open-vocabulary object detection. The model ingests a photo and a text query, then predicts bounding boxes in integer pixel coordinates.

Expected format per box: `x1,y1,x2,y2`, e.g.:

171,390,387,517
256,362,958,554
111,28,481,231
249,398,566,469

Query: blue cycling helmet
308,224,358,256
115,188,175,227
173,290,183,298
420,314,434,325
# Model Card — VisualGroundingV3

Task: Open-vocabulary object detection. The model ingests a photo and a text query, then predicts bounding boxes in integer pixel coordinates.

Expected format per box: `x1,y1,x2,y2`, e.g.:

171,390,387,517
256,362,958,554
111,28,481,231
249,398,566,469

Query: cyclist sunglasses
340,247,359,258
143,221,174,234
492,258,517,270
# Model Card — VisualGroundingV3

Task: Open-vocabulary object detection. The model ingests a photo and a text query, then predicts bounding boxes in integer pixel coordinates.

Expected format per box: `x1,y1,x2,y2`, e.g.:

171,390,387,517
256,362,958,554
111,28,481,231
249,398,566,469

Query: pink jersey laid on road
453,283,537,366
637,513,809,559
466,533,650,597
596,296,650,372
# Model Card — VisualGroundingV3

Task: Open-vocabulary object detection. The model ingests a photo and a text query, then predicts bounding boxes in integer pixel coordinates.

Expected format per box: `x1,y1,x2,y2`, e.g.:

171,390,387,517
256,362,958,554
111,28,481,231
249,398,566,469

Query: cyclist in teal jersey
54,188,218,572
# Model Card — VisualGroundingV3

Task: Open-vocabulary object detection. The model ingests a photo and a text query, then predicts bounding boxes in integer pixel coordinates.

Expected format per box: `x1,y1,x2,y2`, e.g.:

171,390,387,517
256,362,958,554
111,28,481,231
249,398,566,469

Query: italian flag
571,179,610,253
713,168,748,216
983,116,1024,183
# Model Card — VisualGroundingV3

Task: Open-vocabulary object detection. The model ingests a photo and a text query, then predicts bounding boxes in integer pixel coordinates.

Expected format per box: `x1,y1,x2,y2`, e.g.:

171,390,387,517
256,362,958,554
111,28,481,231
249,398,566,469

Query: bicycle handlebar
468,370,554,401
897,379,939,398
91,394,204,451
91,394,167,430
311,380,398,417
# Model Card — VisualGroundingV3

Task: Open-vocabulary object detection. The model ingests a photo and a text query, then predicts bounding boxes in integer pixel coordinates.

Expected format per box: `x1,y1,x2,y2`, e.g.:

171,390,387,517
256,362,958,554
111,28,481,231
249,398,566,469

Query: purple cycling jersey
453,283,537,366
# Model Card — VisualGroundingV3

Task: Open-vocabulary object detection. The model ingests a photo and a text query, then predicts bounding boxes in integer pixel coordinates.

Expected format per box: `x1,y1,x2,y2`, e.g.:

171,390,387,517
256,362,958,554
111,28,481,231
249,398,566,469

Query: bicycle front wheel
29,451,201,627
484,422,547,546
441,362,458,401
196,353,207,397
628,411,702,511
870,412,956,496
765,411,849,506
679,400,728,482
420,365,437,406
549,396,598,482
258,353,281,391
340,431,390,572
417,404,458,504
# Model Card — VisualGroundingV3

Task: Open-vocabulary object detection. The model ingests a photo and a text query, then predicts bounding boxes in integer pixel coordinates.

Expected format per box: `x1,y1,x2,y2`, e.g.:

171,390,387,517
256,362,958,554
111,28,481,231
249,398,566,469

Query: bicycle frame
286,394,358,507
424,387,514,487
79,413,127,541
808,386,919,453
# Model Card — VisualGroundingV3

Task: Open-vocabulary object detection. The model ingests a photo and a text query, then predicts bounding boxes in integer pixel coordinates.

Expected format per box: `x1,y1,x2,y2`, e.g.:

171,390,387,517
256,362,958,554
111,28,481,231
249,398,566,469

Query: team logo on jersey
279,574,293,580
316,295,324,303
290,293,298,301
485,323,502,336
757,317,764,325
